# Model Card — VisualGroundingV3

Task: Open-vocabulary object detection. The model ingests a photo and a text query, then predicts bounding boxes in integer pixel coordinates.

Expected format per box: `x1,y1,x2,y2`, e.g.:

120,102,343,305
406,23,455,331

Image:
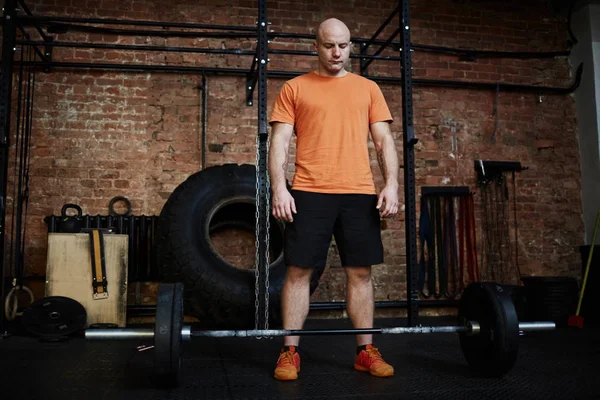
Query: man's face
315,28,351,76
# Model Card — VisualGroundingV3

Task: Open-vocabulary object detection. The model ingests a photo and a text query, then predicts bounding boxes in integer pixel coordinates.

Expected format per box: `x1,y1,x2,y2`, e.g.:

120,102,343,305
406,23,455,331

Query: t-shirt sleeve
269,82,296,126
369,82,393,124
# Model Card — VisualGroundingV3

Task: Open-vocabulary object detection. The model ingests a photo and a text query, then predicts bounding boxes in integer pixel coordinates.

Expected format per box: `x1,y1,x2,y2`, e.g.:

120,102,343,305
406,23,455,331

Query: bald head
314,18,352,77
316,18,351,44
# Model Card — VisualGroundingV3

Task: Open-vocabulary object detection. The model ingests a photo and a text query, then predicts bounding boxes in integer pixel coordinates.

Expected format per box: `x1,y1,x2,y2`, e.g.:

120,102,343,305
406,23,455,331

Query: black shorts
284,190,384,268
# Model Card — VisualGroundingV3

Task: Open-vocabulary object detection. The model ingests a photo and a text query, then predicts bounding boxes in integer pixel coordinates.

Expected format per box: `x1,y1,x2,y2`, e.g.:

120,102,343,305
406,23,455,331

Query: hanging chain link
254,135,271,333
255,2,270,335
264,140,271,331
254,138,261,332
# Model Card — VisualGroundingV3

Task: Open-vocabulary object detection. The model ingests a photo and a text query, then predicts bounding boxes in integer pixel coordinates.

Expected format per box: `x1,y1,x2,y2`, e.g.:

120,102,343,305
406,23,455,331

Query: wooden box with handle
45,231,129,327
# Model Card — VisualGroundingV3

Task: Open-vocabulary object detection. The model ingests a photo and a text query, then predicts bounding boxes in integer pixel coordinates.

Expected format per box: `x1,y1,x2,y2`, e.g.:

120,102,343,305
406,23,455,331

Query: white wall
595,41,600,158
570,4,600,244
593,5,600,159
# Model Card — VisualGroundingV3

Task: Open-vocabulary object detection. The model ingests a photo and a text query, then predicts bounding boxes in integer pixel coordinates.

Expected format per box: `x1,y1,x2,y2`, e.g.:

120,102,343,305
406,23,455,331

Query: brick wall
5,0,583,306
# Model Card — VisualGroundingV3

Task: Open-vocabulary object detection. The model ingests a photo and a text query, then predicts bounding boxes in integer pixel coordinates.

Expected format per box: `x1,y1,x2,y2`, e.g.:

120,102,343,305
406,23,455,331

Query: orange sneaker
354,344,394,377
274,346,301,380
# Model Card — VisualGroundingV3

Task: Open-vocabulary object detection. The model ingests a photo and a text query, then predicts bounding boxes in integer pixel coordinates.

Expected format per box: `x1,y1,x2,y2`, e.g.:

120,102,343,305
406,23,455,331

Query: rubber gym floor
1,316,599,400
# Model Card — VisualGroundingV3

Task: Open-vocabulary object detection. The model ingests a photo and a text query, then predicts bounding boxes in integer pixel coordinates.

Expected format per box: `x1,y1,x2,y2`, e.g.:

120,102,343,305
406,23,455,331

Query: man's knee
285,265,314,284
345,266,372,284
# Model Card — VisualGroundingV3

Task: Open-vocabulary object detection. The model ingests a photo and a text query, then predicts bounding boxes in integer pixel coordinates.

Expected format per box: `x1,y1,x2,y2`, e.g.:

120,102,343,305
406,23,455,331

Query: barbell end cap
466,320,480,336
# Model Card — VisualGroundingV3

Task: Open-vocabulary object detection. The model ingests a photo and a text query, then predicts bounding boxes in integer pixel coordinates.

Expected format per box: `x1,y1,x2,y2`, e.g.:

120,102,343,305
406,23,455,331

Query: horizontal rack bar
18,15,257,31
15,40,401,60
16,61,583,95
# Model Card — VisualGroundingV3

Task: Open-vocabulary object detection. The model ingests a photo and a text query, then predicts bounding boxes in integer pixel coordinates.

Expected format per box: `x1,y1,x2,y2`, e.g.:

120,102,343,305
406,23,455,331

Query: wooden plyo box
45,233,129,327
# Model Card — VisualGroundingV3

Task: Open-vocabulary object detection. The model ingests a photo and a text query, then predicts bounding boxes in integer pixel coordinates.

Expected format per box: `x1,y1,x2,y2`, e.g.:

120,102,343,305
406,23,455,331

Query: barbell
85,281,555,387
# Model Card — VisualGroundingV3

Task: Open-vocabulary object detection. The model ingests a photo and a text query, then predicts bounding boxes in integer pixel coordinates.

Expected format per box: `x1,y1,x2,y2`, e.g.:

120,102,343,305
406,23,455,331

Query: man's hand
268,122,295,222
272,189,297,222
370,121,400,219
376,184,399,218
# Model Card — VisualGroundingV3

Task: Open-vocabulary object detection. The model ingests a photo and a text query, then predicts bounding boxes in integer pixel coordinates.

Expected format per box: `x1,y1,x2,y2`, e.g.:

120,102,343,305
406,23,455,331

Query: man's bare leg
281,266,314,346
344,266,374,346
345,265,393,376
274,266,312,380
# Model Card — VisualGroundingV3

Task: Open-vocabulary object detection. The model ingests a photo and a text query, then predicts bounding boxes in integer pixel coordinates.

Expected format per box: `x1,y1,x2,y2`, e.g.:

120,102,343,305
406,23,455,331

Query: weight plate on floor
457,282,519,377
171,282,184,381
21,296,87,341
154,282,184,387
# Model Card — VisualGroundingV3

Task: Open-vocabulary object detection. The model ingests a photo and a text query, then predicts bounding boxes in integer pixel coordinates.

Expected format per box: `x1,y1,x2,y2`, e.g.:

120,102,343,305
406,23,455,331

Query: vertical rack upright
399,0,420,326
255,0,270,329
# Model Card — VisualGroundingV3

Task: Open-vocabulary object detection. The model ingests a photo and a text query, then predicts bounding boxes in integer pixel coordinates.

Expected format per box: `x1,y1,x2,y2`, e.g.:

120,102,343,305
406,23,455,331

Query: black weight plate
22,296,87,341
457,282,519,377
154,283,184,387
171,282,184,381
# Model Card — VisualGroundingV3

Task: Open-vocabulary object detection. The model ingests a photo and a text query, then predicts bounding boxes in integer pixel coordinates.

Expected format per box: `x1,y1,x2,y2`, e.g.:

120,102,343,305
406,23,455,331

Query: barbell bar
85,282,557,387
85,321,556,340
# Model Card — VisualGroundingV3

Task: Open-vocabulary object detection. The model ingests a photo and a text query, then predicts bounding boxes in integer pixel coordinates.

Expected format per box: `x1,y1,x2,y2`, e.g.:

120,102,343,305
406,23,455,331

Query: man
268,18,400,381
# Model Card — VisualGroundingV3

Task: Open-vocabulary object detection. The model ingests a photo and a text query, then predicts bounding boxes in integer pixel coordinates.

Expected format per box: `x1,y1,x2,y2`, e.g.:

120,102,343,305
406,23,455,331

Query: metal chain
254,135,271,333
264,138,271,331
254,137,261,332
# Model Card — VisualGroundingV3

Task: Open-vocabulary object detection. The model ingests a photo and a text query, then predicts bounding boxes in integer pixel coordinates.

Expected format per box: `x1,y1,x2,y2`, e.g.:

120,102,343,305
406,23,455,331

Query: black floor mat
1,317,599,400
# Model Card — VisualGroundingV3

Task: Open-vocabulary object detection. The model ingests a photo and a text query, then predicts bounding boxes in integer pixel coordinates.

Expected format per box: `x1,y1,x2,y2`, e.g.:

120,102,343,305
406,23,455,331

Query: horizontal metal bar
411,43,570,59
84,321,554,340
15,40,400,60
519,322,555,331
192,325,469,337
190,321,552,337
365,62,583,94
17,17,389,45
253,31,572,60
16,40,257,56
86,326,461,339
269,49,400,61
260,31,399,46
19,60,249,74
18,15,257,31
17,61,582,94
86,328,154,339
40,22,257,39
85,326,193,340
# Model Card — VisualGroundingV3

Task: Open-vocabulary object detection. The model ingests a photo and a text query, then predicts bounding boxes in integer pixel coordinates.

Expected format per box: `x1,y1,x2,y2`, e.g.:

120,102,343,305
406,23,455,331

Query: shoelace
277,352,296,368
364,347,385,365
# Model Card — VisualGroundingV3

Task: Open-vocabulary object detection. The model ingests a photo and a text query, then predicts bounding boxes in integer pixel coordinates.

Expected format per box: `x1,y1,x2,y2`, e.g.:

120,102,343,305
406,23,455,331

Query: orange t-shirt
269,71,393,194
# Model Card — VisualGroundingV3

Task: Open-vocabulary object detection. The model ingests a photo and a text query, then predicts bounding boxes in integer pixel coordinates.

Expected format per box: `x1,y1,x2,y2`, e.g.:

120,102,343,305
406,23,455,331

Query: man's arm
371,121,398,186
268,122,296,221
370,121,400,217
268,122,294,192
